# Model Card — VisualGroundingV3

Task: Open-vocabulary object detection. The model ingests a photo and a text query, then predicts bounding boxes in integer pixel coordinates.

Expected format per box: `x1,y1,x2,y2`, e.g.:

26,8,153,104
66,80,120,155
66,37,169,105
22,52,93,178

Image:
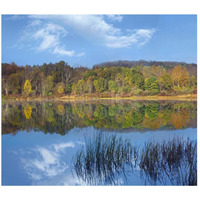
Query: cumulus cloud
29,15,156,48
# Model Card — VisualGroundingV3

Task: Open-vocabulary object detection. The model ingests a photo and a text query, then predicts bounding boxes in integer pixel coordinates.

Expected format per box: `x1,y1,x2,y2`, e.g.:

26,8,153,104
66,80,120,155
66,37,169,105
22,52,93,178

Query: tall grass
73,133,138,185
73,134,197,185
139,138,197,185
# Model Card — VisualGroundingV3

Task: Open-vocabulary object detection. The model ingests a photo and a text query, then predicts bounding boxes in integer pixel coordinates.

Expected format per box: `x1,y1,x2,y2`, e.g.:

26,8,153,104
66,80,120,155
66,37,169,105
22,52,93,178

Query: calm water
1,100,197,185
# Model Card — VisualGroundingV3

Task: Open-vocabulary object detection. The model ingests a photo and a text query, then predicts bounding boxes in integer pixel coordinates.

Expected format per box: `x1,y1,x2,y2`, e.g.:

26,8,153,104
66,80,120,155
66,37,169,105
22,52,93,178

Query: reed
139,138,197,185
73,133,137,185
73,134,197,185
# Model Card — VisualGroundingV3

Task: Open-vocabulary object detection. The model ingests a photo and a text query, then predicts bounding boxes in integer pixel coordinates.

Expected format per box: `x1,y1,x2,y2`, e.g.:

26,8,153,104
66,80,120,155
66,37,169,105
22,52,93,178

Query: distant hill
93,60,197,77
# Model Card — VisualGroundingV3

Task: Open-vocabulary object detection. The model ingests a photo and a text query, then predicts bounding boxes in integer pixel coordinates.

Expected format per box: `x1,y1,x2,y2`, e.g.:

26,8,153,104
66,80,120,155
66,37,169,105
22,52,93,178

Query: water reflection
19,142,75,183
139,138,197,185
2,101,197,135
73,134,136,185
73,134,197,186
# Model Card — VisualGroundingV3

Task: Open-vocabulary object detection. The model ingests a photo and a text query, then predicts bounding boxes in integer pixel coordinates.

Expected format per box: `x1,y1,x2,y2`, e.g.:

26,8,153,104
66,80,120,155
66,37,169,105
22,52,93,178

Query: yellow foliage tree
171,108,190,129
171,66,190,88
24,105,32,119
24,80,32,96
57,104,65,115
58,85,64,94
180,68,190,87
171,65,182,87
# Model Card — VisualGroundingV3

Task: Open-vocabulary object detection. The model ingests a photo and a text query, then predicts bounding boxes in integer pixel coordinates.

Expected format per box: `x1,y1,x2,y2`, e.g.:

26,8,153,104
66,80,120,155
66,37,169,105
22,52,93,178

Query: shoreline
2,94,197,102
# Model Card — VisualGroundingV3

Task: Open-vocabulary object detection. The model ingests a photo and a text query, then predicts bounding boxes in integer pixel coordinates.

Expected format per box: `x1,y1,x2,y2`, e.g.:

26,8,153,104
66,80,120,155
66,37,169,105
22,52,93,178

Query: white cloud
106,15,123,22
21,146,69,181
32,23,67,51
52,142,75,152
18,142,88,185
105,28,156,48
29,15,156,49
53,47,75,56
18,19,77,56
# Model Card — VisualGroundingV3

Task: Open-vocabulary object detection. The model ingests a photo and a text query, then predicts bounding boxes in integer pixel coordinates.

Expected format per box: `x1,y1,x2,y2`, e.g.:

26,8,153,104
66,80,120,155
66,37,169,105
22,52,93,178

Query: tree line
2,61,197,98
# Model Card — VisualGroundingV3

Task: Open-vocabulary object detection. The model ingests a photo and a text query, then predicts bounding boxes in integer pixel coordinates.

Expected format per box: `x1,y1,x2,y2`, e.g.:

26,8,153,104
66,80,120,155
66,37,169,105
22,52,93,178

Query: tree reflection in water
2,101,197,135
73,134,197,185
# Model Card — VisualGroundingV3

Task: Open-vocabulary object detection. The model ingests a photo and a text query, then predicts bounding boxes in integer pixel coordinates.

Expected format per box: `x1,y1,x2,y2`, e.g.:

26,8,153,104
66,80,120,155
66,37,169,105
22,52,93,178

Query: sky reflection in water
2,101,197,185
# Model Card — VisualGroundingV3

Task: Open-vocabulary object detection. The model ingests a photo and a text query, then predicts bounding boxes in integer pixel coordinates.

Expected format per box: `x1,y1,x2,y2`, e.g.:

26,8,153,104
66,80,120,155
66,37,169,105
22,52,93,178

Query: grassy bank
61,94,197,101
2,94,197,102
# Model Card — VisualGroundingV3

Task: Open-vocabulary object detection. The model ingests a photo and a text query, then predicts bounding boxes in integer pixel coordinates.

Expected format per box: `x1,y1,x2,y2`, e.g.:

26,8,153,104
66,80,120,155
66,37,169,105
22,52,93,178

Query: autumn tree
58,85,64,95
180,67,190,87
24,105,32,119
171,66,190,88
23,80,32,96
152,65,166,79
171,65,182,87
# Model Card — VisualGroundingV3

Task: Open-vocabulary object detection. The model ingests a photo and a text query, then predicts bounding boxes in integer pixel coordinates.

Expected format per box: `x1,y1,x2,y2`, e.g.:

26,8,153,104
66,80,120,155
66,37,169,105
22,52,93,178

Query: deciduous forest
2,60,197,99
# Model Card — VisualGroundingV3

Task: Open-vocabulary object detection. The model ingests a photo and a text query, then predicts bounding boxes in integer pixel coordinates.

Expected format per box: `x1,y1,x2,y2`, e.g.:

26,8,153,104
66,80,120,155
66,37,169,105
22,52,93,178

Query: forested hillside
2,60,197,98
94,60,197,77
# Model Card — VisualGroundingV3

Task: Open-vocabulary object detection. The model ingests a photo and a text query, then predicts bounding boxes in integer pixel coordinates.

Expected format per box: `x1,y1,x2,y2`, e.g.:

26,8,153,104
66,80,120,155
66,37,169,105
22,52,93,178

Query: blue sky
2,15,197,68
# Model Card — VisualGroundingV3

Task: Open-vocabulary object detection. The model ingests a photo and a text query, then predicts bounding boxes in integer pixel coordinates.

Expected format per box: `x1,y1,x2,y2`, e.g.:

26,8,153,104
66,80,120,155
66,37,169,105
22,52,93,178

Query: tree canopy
2,60,197,97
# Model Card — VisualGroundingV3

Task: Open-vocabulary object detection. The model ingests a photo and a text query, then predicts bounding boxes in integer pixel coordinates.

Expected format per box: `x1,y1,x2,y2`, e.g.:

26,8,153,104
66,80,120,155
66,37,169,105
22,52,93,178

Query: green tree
8,73,20,94
108,80,118,93
190,75,197,87
145,103,159,120
72,83,78,94
159,73,173,91
65,83,72,94
87,77,94,94
94,78,105,93
77,79,85,94
131,73,144,89
145,76,159,94
45,75,54,95
24,80,32,96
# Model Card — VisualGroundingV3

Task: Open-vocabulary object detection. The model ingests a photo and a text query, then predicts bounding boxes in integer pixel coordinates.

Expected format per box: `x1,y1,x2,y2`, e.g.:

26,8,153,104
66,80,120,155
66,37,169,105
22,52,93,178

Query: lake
1,100,197,186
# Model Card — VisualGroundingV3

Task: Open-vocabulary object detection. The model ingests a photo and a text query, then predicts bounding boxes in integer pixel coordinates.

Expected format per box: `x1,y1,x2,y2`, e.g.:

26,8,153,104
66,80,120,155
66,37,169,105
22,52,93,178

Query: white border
0,1,199,200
